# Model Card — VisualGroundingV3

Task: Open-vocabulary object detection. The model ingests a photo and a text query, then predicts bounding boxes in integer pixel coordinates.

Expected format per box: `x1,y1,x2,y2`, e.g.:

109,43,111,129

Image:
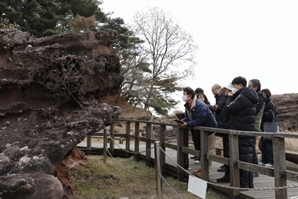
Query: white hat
224,83,237,94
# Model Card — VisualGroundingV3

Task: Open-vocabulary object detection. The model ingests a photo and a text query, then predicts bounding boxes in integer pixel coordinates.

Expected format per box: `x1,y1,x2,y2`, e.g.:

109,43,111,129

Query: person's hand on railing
177,120,187,127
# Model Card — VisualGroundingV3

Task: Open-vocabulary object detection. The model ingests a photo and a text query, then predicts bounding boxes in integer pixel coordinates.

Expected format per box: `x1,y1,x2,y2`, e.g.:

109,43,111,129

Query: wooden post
87,135,91,150
126,121,131,151
103,128,107,163
273,136,287,198
200,130,209,180
154,141,162,198
177,127,188,181
134,122,140,160
146,123,152,166
159,124,166,174
229,132,240,199
110,124,115,155
124,121,131,158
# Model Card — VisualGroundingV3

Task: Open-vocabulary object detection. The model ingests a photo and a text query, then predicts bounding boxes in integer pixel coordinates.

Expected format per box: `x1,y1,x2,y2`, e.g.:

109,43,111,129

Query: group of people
176,76,276,189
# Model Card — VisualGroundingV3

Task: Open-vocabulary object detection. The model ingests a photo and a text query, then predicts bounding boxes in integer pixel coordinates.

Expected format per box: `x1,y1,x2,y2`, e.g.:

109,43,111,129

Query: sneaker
253,173,259,177
190,156,198,159
194,159,200,164
265,163,273,167
258,161,265,166
216,176,230,183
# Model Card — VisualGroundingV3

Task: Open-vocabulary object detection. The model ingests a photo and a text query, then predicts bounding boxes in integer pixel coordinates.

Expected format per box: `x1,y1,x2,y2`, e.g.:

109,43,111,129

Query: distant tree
69,14,96,32
0,0,108,37
132,7,198,115
99,17,151,108
0,18,20,31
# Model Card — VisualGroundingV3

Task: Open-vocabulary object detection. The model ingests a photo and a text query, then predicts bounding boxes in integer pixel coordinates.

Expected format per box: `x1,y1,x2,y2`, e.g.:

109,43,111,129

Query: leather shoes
249,183,254,188
193,169,202,177
216,176,230,183
217,166,226,172
240,184,249,189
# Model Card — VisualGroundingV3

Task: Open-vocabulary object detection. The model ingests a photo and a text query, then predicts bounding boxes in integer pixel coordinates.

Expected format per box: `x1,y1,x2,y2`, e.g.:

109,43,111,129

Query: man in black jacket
216,84,235,183
211,84,226,172
227,76,259,188
248,79,266,178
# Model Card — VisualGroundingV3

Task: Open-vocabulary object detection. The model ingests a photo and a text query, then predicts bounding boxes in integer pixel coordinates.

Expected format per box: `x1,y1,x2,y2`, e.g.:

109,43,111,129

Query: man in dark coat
178,87,217,176
248,79,266,178
211,84,227,172
226,76,259,188
216,84,235,183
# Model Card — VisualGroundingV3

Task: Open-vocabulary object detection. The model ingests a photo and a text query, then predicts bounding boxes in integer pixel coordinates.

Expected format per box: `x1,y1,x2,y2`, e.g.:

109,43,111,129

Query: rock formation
271,93,298,131
0,30,123,199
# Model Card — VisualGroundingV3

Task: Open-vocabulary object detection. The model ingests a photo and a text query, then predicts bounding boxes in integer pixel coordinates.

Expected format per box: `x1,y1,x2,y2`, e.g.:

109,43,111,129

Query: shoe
258,161,265,166
216,176,230,183
194,159,200,164
191,156,198,159
253,173,259,177
249,183,254,188
265,163,273,167
193,169,202,177
240,184,249,189
217,166,226,172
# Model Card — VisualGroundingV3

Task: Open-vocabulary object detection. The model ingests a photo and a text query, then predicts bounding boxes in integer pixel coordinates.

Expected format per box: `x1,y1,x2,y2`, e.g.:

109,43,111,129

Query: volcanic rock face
0,30,123,199
271,93,298,131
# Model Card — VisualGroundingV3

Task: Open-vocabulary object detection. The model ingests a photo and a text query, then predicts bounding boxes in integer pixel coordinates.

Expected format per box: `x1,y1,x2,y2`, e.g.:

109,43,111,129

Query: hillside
103,95,153,120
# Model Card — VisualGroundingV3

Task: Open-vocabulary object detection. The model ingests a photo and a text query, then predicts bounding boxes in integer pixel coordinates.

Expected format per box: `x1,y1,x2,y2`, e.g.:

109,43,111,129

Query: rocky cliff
0,30,123,199
271,93,298,131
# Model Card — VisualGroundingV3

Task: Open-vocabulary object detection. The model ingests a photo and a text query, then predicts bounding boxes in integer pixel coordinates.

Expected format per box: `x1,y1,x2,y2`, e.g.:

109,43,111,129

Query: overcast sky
101,0,298,108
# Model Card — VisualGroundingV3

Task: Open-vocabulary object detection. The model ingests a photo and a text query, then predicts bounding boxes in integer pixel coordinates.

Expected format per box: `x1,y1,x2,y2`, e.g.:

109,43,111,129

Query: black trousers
260,137,274,164
222,135,230,178
191,130,200,159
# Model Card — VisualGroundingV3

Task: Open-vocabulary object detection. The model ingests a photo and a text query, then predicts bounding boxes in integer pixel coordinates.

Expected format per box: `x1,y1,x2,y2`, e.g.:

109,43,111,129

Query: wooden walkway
78,140,298,199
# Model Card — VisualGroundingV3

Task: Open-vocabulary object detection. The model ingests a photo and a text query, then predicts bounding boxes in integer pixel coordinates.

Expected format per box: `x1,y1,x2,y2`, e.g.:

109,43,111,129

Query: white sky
101,0,298,108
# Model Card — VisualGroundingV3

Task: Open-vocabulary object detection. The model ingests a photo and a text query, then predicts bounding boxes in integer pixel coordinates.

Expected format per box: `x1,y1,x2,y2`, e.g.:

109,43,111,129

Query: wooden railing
82,119,298,199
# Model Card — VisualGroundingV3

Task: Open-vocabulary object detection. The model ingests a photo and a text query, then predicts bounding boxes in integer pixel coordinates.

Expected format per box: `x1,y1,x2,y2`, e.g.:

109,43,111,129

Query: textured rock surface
271,93,298,131
0,30,123,198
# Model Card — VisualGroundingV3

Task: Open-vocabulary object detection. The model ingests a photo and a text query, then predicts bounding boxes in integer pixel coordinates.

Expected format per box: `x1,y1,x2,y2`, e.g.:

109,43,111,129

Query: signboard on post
187,175,207,199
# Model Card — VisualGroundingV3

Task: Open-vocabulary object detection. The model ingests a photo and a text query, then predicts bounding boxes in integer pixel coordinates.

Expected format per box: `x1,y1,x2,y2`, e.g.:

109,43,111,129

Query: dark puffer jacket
226,87,258,162
227,87,259,131
261,98,276,131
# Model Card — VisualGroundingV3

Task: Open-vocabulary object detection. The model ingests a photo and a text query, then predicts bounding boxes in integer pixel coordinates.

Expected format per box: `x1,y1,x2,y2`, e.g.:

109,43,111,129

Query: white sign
187,175,207,199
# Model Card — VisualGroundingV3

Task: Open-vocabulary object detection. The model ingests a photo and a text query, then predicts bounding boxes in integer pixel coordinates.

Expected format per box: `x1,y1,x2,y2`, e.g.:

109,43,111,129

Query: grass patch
70,155,228,199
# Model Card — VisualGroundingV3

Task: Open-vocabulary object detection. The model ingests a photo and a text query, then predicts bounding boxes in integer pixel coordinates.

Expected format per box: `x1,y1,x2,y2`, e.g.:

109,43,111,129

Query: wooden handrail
84,119,298,199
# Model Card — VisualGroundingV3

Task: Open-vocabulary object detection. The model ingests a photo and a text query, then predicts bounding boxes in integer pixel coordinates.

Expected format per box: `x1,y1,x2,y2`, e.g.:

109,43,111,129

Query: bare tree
132,7,197,115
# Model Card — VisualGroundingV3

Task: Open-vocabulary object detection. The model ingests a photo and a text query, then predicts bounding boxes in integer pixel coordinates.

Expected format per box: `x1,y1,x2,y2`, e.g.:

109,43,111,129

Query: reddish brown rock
0,30,123,199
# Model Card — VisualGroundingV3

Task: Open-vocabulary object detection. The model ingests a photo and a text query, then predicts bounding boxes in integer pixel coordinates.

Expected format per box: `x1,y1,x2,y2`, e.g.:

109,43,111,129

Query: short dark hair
249,79,261,91
262,88,272,98
232,76,247,87
195,87,204,94
183,87,195,99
